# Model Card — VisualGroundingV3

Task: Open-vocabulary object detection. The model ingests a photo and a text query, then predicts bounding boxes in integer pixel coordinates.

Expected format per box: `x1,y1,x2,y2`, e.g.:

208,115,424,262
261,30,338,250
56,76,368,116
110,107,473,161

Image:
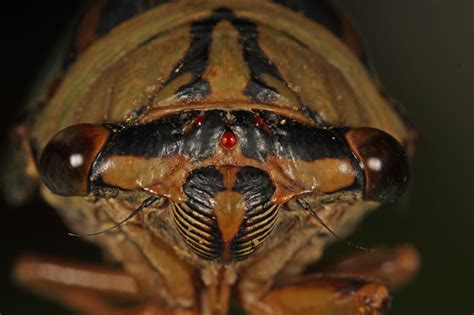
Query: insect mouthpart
174,165,279,261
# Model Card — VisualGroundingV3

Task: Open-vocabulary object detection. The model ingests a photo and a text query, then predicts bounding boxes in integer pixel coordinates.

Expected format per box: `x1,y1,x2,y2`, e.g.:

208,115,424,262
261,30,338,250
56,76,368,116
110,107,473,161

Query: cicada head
38,110,409,261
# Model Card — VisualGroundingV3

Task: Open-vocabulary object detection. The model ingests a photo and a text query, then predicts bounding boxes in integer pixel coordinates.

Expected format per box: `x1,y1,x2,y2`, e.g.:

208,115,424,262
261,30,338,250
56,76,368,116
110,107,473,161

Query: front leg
241,275,390,315
239,245,419,315
14,255,198,315
311,245,420,289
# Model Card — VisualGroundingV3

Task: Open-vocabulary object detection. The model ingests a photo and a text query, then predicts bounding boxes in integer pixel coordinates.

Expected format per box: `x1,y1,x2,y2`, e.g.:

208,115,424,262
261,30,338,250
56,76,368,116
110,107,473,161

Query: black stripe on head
93,110,225,162
94,109,352,166
232,111,273,162
258,111,350,161
183,111,225,162
96,112,192,158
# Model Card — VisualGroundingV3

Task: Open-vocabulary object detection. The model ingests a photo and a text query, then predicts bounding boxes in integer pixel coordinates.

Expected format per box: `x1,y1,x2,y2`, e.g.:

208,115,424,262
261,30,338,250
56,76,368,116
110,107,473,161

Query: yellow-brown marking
213,167,247,243
271,157,358,194
202,20,251,101
98,155,190,202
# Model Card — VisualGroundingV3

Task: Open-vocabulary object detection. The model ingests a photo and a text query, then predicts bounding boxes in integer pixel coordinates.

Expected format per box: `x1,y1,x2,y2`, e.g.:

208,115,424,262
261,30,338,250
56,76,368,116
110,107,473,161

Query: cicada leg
241,275,390,315
239,245,419,315
13,255,198,315
310,245,420,289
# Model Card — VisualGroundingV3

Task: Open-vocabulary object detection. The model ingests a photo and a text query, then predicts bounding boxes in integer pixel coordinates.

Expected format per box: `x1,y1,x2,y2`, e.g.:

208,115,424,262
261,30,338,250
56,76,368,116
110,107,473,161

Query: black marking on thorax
164,7,284,103
65,3,326,126
229,10,284,103
164,12,219,101
162,7,323,126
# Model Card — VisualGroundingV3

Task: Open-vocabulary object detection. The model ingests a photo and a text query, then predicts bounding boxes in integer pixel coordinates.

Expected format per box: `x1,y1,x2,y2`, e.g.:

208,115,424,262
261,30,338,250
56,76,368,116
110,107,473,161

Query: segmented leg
13,255,198,315
310,245,420,289
240,245,419,315
241,275,390,315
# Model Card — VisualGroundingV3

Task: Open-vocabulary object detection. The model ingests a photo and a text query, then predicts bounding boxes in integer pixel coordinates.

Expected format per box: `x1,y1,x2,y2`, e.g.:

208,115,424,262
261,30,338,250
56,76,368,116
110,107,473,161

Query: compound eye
39,124,111,196
343,128,409,202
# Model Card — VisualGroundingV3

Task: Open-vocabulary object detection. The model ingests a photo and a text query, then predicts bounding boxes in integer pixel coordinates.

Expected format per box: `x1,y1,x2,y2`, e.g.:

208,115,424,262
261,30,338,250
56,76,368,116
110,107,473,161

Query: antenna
68,196,159,237
296,198,373,251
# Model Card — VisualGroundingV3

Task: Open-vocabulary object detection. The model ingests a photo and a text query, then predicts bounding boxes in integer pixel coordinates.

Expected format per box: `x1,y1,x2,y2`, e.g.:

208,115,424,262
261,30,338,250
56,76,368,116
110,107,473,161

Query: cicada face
13,2,419,314
39,106,407,261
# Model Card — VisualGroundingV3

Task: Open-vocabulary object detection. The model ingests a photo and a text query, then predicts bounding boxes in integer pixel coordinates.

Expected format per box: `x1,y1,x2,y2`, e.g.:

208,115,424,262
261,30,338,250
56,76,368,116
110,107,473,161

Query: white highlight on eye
338,162,351,174
69,153,84,168
367,157,382,172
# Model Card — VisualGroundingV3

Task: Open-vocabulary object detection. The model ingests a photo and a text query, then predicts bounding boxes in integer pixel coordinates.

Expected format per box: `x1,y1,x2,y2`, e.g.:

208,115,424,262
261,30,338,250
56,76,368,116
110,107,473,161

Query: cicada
8,1,419,314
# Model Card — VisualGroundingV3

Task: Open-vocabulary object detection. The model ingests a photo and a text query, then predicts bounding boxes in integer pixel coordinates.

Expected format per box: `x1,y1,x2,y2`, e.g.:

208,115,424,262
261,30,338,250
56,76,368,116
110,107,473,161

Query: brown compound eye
343,127,409,202
39,124,111,196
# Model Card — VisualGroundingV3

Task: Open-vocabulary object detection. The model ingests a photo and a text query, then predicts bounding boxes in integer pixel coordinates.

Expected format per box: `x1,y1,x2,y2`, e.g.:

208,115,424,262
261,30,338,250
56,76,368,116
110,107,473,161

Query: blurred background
0,1,472,314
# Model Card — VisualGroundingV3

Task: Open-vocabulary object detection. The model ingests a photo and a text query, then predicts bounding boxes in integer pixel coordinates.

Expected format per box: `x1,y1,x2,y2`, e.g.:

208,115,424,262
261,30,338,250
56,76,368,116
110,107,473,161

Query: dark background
0,1,472,314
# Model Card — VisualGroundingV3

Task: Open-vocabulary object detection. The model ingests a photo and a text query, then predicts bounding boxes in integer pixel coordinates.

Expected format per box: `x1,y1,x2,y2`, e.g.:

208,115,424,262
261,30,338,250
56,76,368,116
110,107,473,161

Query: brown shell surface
21,2,417,311
31,0,408,151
